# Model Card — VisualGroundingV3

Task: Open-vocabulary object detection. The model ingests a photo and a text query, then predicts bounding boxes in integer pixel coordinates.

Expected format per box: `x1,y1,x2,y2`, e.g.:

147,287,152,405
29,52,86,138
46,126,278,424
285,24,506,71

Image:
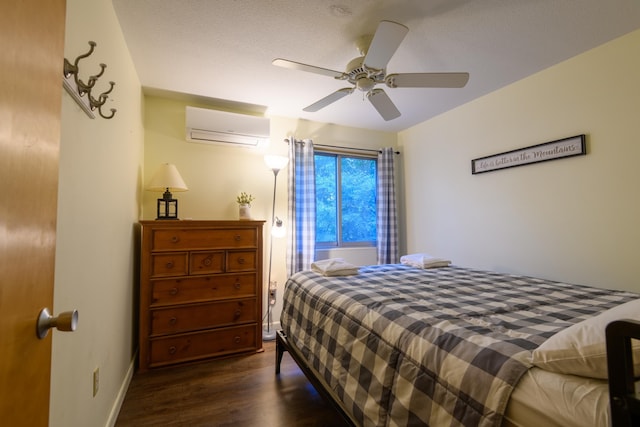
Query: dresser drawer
150,299,257,336
151,228,257,251
189,251,224,275
227,250,256,272
150,274,257,306
148,324,257,367
151,253,188,277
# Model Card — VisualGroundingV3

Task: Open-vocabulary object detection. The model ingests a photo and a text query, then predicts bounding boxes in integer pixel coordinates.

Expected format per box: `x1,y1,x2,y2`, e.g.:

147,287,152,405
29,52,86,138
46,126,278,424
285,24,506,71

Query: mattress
280,264,637,427
504,367,610,427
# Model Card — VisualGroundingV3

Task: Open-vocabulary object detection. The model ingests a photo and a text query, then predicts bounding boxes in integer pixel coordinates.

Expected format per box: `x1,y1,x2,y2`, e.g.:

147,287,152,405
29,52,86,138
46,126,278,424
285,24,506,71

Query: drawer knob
234,235,241,241
234,336,241,344
171,236,180,243
165,261,174,269
169,287,178,295
169,317,177,325
234,309,242,318
237,258,245,264
234,281,241,290
168,346,177,355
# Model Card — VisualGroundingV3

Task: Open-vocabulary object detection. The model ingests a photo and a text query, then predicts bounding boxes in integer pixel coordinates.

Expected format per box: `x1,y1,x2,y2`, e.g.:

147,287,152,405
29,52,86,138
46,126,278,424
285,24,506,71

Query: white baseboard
105,352,137,427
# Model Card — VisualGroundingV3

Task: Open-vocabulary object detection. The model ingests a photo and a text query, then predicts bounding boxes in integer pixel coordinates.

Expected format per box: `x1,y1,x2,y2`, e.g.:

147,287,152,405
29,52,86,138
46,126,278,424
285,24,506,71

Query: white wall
142,96,398,327
51,0,143,425
399,29,640,292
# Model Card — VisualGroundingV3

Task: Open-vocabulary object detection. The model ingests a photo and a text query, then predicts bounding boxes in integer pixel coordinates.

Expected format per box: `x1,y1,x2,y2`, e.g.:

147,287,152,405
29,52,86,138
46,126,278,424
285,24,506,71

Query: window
315,152,377,247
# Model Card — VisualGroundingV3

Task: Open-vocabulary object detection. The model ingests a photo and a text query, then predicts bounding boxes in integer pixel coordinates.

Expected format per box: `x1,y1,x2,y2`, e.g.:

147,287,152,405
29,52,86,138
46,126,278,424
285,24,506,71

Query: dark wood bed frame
276,330,356,427
606,319,640,427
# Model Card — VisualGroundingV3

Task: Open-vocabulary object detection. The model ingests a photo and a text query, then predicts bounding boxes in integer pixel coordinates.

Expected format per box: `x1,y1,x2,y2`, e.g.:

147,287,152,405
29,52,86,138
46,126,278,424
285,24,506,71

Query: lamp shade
147,163,188,192
264,155,289,171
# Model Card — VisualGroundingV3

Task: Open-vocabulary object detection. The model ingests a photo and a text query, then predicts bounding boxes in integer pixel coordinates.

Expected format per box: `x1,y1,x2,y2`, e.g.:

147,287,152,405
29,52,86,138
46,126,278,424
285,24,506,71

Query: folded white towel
311,258,359,276
400,253,451,269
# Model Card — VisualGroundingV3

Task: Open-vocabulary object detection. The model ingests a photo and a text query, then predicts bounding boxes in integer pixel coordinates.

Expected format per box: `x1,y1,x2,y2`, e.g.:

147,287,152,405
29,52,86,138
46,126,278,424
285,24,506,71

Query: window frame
314,149,377,249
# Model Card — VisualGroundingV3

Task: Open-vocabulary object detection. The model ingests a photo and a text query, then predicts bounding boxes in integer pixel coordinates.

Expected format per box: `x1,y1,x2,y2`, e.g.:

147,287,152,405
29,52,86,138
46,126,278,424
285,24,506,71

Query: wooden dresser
138,220,264,371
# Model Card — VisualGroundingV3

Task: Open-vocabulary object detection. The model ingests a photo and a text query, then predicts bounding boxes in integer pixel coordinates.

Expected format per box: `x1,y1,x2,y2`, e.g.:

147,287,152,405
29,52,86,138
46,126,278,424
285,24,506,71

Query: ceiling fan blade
303,88,354,112
363,20,409,70
386,72,470,88
367,89,401,121
272,58,344,79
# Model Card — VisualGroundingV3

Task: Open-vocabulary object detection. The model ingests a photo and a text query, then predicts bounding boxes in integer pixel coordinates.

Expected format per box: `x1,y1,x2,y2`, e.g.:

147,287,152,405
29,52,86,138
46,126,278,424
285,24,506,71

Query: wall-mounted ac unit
185,106,270,148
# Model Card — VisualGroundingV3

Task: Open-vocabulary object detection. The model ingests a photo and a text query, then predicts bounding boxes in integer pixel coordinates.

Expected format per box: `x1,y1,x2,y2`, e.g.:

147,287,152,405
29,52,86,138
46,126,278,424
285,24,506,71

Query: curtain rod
284,138,400,154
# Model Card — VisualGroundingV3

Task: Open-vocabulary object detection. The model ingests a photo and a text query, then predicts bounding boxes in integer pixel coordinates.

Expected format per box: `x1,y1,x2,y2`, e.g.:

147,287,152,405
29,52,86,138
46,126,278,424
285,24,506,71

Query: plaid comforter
280,264,637,427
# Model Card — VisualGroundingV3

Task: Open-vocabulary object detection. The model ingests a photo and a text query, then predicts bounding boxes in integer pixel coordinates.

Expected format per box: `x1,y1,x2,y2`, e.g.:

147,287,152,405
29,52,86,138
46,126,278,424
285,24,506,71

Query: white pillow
400,253,451,269
530,298,640,379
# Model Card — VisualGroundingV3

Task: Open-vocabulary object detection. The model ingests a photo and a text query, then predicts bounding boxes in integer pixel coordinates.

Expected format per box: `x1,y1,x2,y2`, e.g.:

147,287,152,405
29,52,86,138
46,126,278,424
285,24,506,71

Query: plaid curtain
376,147,398,264
286,138,316,276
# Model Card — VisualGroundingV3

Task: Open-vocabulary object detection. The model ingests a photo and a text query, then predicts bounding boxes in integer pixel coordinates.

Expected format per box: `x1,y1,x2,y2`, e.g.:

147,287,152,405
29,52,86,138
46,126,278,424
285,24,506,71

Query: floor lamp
263,155,289,341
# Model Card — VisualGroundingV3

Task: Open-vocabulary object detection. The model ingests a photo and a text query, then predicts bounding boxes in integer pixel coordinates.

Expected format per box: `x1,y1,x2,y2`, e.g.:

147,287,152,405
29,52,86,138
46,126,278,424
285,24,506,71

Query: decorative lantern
146,163,188,220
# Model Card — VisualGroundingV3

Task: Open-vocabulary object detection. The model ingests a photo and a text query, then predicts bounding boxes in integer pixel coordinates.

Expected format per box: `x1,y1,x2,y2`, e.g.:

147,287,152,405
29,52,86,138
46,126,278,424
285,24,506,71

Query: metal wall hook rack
63,41,117,119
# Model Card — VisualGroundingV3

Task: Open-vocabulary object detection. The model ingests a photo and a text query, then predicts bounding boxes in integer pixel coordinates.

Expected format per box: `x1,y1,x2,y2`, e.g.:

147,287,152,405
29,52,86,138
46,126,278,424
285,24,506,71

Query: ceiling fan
273,20,469,121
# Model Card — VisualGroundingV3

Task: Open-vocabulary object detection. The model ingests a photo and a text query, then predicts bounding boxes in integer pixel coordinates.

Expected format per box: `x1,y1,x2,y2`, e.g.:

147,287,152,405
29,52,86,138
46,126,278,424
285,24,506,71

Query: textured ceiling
112,0,640,132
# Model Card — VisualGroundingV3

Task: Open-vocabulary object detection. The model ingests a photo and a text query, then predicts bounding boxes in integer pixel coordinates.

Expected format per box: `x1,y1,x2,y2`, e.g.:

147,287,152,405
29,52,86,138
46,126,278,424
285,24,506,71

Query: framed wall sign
471,134,586,174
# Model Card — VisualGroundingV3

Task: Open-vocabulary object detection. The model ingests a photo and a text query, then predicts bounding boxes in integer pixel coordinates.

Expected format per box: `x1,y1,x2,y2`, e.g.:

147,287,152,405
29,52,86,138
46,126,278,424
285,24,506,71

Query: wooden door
0,0,66,425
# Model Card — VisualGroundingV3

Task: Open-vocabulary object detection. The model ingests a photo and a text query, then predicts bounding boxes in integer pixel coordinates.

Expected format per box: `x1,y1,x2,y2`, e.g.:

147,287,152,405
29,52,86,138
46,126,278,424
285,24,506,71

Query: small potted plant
236,192,255,220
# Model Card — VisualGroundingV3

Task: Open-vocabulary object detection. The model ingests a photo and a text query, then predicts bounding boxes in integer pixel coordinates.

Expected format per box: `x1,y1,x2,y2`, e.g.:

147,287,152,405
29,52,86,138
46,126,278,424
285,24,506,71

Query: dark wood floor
115,341,351,427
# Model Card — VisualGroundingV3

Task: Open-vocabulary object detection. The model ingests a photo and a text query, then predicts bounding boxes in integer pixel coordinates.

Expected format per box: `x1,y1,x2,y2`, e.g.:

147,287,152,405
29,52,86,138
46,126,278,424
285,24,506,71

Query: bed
276,263,640,427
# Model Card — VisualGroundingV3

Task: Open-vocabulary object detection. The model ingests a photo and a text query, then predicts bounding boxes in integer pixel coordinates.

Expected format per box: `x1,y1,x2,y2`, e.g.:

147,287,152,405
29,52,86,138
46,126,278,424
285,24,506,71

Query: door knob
36,308,78,339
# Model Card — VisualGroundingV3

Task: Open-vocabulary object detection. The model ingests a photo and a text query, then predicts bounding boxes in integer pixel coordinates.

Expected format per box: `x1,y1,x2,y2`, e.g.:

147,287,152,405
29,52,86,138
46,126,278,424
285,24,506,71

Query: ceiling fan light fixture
356,77,376,92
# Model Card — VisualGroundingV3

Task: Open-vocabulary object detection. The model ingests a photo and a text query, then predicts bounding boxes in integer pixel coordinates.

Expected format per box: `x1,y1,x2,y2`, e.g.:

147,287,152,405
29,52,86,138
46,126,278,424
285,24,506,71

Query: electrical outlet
93,367,99,397
268,281,277,306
